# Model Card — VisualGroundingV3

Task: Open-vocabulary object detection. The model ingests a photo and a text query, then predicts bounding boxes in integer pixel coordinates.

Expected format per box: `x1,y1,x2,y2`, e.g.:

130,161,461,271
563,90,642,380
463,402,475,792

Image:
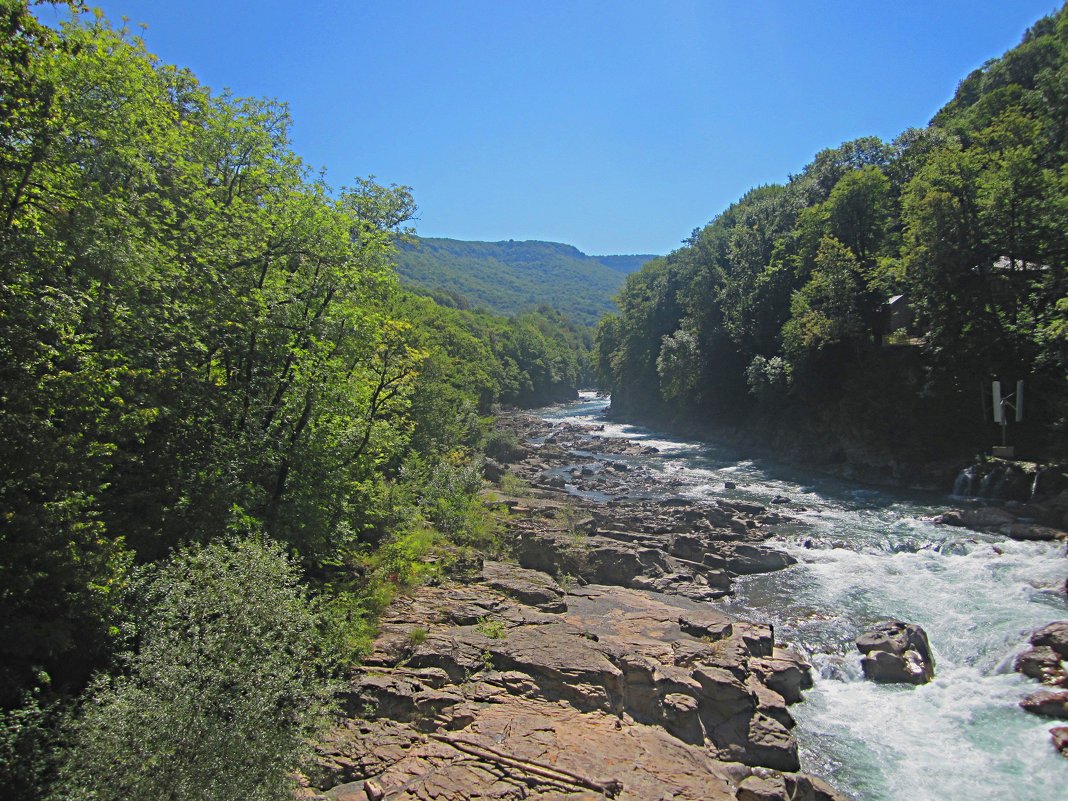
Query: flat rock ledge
302,577,843,801
300,413,851,800
934,505,1067,542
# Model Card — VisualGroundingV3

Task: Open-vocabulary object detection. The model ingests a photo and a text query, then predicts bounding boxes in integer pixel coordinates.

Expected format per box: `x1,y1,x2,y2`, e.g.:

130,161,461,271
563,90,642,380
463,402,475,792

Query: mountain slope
393,237,655,326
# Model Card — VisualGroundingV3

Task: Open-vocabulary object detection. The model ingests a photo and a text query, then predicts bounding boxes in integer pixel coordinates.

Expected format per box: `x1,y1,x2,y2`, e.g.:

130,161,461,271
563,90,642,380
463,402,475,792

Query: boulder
1031,621,1068,659
855,621,935,685
736,772,787,801
717,499,767,516
1015,645,1064,682
722,543,797,575
1003,522,1064,542
1021,690,1068,718
750,649,814,705
937,507,1016,528
691,665,755,720
482,458,507,482
678,610,734,641
744,712,800,772
1051,726,1068,757
784,773,854,801
659,692,703,744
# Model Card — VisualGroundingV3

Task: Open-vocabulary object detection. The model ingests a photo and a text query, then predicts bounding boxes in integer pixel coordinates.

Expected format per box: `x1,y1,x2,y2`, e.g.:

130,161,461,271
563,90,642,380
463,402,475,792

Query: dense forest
393,237,653,326
597,5,1068,473
0,4,590,798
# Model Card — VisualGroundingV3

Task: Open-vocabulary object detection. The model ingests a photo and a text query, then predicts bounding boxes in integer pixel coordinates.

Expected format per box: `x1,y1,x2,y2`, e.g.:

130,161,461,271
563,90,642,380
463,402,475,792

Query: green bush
481,429,524,463
317,526,446,665
57,538,335,801
398,453,502,551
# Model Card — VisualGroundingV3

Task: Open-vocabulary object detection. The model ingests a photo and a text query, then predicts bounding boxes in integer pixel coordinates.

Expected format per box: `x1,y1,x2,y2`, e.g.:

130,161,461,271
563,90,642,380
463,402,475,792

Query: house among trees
876,257,1053,347
875,294,919,346
980,255,1051,275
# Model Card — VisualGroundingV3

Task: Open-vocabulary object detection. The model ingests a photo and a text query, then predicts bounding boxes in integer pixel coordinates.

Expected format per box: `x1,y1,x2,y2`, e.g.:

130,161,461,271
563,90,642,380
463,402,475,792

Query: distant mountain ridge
393,237,656,326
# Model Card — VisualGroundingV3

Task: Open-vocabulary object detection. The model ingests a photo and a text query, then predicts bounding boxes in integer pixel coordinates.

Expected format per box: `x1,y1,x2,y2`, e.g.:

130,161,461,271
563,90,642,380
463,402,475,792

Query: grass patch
499,472,532,496
475,616,506,640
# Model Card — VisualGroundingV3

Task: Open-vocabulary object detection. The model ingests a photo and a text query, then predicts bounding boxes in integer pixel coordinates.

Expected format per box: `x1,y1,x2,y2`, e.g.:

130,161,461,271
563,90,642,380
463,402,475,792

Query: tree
782,236,867,362
826,165,893,265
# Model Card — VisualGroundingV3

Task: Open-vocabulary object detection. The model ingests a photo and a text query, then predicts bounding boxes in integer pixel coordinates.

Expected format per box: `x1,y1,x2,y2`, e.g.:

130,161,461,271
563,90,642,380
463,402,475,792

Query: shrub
399,453,502,551
56,538,335,801
481,429,524,463
745,355,793,401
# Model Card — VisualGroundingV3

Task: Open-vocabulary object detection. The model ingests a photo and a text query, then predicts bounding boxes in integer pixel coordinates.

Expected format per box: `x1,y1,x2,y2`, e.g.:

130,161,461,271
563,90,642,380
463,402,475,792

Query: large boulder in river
1020,689,1068,718
1015,620,1068,685
1031,621,1068,659
855,621,935,685
1015,646,1064,682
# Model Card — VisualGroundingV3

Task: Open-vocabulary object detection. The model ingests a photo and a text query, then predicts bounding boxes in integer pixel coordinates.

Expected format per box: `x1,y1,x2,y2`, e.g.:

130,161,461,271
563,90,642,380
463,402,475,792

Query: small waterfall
953,462,1035,501
977,464,1004,497
952,464,979,497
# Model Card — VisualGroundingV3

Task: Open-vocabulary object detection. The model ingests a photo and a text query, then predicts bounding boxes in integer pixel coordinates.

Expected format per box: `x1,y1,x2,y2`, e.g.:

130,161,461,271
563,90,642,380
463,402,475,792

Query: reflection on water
539,393,1067,801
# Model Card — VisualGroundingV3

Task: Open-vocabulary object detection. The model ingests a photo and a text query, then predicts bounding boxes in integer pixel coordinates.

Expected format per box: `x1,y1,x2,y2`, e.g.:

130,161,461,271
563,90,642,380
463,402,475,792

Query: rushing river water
539,392,1067,801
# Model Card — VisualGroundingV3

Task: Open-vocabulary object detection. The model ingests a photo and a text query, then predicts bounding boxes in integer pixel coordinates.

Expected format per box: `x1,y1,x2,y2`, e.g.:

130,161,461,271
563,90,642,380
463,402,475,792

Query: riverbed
539,393,1066,801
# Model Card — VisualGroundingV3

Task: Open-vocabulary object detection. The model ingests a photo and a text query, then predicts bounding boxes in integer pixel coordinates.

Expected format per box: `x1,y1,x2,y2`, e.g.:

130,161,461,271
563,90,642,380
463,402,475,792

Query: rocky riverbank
299,412,849,801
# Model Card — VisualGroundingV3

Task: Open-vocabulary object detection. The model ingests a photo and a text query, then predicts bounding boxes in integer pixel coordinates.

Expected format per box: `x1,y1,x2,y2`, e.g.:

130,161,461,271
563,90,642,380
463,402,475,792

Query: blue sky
43,2,1062,255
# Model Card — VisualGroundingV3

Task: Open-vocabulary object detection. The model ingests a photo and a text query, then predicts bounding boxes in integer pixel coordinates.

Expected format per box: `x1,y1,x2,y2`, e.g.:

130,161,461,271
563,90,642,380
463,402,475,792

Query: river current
539,392,1066,801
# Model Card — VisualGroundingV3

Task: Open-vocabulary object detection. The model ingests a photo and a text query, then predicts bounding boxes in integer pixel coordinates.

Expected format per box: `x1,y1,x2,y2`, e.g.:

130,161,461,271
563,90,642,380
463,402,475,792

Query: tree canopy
597,4,1068,464
0,5,593,797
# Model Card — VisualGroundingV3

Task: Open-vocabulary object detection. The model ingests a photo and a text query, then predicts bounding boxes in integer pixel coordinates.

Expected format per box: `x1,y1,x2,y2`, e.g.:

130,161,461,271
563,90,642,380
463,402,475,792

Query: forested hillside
394,236,654,326
0,5,589,798
597,5,1068,472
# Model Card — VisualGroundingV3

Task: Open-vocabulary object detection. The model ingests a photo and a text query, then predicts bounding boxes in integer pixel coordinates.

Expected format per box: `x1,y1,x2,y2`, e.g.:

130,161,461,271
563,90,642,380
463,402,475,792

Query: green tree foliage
56,538,333,801
782,237,867,362
0,9,592,794
598,4,1068,458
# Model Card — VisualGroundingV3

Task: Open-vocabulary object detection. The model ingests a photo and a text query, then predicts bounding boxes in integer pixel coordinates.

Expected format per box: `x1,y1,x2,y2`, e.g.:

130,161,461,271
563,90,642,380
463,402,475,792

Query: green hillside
394,237,655,326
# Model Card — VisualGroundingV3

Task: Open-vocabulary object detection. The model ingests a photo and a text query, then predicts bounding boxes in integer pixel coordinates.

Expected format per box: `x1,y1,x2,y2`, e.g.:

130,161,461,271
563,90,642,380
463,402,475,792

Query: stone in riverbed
1020,689,1068,718
750,649,814,705
1031,621,1068,659
1015,645,1064,682
678,610,734,641
1051,726,1068,757
721,543,797,575
1004,522,1065,541
784,773,853,801
736,772,787,801
855,621,935,685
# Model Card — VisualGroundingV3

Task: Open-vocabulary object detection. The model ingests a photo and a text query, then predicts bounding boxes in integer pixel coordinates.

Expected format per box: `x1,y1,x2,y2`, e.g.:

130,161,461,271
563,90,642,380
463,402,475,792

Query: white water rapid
539,392,1067,801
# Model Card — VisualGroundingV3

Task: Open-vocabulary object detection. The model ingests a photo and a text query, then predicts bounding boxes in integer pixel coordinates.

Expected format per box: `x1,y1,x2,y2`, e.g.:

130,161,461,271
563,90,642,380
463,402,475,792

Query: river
538,392,1066,801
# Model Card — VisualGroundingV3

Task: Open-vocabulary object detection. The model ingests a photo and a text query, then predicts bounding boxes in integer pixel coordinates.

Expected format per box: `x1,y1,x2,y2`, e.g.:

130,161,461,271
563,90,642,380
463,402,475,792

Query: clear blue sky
41,1,1063,255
